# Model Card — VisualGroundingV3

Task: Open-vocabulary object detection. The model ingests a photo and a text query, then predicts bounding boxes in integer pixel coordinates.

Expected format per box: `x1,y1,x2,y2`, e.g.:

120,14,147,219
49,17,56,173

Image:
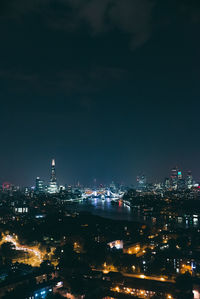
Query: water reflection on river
66,198,132,221
66,198,200,228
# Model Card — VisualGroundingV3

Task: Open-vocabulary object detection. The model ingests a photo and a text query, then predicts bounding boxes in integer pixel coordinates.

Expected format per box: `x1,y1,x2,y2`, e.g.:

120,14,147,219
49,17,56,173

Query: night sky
1,0,200,186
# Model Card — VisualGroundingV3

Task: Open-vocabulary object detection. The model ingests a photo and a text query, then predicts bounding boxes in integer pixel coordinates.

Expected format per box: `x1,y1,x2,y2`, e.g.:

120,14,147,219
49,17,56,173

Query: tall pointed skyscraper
48,159,58,194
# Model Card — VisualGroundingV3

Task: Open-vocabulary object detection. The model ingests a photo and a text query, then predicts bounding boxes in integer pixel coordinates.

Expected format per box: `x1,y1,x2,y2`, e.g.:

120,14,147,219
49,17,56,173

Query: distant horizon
0,159,198,187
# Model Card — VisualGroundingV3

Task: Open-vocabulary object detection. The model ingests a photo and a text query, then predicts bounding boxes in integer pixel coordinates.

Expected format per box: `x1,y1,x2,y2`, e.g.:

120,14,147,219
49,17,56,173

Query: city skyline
0,158,198,188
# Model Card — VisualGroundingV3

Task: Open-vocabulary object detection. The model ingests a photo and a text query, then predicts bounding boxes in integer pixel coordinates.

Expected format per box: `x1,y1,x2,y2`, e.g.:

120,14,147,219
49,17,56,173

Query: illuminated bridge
82,189,124,199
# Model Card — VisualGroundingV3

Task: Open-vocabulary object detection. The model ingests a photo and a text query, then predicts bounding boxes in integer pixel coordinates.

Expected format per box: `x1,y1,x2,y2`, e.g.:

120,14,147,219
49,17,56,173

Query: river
67,198,134,221
65,198,200,228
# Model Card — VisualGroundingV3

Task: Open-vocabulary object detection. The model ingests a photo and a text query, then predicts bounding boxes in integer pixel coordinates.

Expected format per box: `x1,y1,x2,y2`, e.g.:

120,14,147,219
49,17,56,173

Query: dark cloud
52,0,155,48
1,0,200,49
71,0,155,49
0,0,155,48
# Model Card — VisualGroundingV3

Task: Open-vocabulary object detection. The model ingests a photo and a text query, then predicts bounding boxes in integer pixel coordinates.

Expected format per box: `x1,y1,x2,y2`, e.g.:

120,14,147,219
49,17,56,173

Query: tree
175,273,193,299
0,242,15,264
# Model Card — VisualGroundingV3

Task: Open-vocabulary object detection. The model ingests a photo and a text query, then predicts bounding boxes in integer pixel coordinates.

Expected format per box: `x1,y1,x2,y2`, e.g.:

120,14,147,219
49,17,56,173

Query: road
1,234,43,267
122,272,175,283
94,268,175,284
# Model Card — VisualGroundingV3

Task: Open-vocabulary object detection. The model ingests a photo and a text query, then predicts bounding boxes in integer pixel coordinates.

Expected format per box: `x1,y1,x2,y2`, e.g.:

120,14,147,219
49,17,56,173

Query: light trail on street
1,235,43,267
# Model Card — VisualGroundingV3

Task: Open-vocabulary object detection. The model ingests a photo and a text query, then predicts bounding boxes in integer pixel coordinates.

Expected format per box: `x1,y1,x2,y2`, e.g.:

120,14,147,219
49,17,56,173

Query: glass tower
48,159,58,194
35,177,44,193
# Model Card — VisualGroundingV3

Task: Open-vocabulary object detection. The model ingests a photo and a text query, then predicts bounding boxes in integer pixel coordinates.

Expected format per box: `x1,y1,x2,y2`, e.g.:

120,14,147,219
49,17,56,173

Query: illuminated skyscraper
35,177,44,193
170,167,178,189
136,175,147,191
48,159,58,194
186,170,193,189
164,178,170,190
